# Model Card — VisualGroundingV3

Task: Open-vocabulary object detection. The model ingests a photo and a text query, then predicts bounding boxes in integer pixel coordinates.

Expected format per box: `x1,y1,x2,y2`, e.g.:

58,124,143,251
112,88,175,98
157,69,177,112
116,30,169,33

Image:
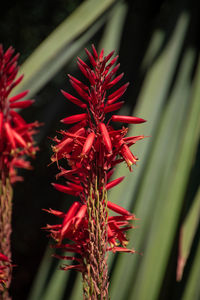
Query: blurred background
0,0,200,299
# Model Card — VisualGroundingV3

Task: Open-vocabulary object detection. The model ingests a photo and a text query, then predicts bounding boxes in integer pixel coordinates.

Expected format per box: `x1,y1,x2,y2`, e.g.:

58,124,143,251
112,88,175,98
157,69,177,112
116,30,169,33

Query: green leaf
182,238,200,300
12,0,118,98
109,12,192,300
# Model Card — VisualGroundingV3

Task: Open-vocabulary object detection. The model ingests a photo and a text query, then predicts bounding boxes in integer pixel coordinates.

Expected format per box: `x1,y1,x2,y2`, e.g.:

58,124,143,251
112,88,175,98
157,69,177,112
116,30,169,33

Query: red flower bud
9,90,29,102
107,201,131,215
81,132,95,157
4,122,16,149
61,90,87,109
104,101,124,113
106,176,124,190
98,123,112,154
61,113,87,124
112,115,146,124
51,183,79,196
10,99,34,108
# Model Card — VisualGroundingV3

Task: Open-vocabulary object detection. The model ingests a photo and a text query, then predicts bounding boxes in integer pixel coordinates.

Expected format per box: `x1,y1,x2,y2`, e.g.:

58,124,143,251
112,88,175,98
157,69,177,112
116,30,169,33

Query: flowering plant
45,45,146,299
0,45,40,298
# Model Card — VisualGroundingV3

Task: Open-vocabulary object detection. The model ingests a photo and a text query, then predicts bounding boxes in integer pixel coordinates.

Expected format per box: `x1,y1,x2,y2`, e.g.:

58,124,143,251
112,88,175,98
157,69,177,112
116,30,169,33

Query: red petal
104,50,115,63
98,122,112,154
105,73,124,89
85,48,97,67
105,56,118,71
9,90,29,102
106,176,124,190
107,201,131,216
10,99,34,108
77,61,89,79
86,69,96,86
70,80,90,102
123,135,144,143
74,205,87,228
81,132,95,156
4,122,16,148
43,208,65,218
66,182,83,192
91,44,98,60
0,253,9,262
62,202,81,226
99,48,104,61
61,202,81,237
12,130,27,148
109,246,135,253
0,112,3,138
51,183,79,196
61,89,87,109
61,113,87,124
10,110,26,126
120,143,138,169
104,63,120,85
61,264,84,272
107,83,129,104
112,115,146,124
104,101,124,113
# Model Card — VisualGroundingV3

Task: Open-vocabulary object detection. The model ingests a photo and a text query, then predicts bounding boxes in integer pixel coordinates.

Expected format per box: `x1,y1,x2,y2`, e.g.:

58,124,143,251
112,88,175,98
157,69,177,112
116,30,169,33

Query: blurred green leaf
178,187,200,281
109,12,192,300
182,238,200,300
13,0,118,98
28,247,54,300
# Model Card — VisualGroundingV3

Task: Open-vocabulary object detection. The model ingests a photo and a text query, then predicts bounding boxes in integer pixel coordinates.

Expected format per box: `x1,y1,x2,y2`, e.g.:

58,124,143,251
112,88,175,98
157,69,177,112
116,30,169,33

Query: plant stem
82,177,109,300
0,177,13,300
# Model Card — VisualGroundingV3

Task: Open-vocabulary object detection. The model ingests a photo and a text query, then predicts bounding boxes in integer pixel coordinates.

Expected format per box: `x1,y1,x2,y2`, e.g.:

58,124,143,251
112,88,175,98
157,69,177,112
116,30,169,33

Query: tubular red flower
12,129,27,148
107,201,131,216
61,89,87,109
104,101,124,113
9,99,35,108
0,112,4,140
105,73,124,89
106,176,124,190
112,115,146,124
61,113,87,124
4,122,16,149
107,83,129,104
51,183,79,196
85,48,97,67
81,132,95,157
9,90,29,102
120,143,138,170
98,122,112,154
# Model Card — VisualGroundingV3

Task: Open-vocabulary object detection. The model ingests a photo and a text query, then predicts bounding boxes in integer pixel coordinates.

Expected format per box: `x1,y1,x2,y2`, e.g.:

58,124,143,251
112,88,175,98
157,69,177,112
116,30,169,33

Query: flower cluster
0,253,11,292
0,45,40,297
0,45,40,183
45,44,146,282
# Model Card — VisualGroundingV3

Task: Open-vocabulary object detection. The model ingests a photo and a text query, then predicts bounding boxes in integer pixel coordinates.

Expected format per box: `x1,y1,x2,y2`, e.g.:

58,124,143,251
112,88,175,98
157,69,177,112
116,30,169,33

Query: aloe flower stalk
0,45,40,298
45,45,146,299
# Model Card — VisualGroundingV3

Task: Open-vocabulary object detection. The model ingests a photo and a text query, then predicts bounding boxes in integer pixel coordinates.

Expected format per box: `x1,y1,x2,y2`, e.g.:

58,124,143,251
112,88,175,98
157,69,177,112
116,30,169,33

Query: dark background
0,0,200,299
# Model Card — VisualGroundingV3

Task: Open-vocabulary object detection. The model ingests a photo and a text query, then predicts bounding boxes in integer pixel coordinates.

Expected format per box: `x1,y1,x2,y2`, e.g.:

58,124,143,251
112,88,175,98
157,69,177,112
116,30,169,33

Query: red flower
45,45,146,297
0,253,11,291
0,45,40,182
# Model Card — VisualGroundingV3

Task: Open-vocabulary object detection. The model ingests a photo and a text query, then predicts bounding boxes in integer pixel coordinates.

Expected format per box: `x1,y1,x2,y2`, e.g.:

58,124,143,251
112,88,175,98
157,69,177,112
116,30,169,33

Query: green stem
82,177,109,300
0,177,13,300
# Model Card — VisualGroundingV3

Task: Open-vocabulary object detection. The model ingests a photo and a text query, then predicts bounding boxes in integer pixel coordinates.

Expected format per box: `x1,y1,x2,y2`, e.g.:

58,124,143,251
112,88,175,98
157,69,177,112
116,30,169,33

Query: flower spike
45,45,146,299
0,45,40,297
